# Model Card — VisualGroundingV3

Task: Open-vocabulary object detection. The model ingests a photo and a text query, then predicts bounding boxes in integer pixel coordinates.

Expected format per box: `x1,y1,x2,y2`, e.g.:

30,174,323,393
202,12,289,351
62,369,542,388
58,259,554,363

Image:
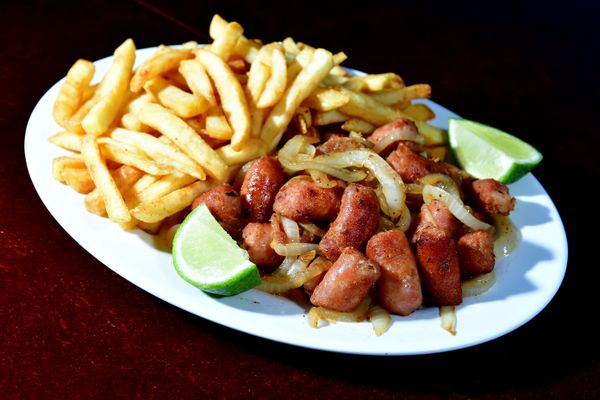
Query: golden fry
48,131,84,152
53,59,95,128
209,14,260,63
97,137,174,176
130,46,192,93
110,128,206,180
339,87,411,125
401,102,435,121
179,59,216,106
261,48,334,150
341,118,376,134
195,49,251,151
303,87,349,111
131,179,219,223
257,45,287,108
81,134,132,225
313,110,349,126
137,103,228,181
144,76,207,118
82,39,136,136
215,138,267,165
210,21,244,60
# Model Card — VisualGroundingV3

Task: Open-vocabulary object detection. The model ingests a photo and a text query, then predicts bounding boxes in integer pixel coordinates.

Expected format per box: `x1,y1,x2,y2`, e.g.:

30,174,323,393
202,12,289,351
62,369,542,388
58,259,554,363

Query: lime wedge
448,118,543,184
172,203,260,296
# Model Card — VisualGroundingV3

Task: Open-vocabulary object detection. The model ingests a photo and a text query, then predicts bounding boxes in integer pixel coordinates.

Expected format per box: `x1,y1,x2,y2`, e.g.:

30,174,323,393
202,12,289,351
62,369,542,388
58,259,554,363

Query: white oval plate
24,47,568,355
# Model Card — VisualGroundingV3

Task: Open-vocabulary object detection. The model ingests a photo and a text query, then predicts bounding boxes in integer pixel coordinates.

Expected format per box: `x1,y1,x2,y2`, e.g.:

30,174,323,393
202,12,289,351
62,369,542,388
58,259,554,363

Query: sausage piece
457,229,495,277
241,222,283,273
319,183,380,261
191,184,243,237
419,199,461,237
414,225,462,305
310,247,380,312
273,178,344,222
386,143,433,183
366,230,423,316
316,134,362,155
465,178,515,217
368,117,420,155
240,156,286,223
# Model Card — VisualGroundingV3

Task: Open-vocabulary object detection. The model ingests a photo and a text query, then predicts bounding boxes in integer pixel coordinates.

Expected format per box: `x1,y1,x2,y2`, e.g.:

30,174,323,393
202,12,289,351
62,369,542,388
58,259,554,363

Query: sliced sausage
240,155,286,223
310,247,380,312
368,117,419,155
273,178,344,222
419,199,461,237
464,178,515,217
366,230,423,316
191,183,243,237
316,134,362,155
386,143,433,183
457,229,495,277
241,222,283,273
414,225,462,306
319,183,380,261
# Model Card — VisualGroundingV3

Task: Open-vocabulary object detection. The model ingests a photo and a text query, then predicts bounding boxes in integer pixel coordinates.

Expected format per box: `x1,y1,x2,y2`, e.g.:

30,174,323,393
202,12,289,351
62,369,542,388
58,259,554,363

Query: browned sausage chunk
419,199,461,237
319,183,380,261
465,178,515,217
191,184,243,237
366,230,423,316
414,225,462,305
457,229,495,277
273,178,344,222
240,156,286,223
386,143,433,183
368,117,419,155
316,134,362,155
310,247,380,312
241,222,283,273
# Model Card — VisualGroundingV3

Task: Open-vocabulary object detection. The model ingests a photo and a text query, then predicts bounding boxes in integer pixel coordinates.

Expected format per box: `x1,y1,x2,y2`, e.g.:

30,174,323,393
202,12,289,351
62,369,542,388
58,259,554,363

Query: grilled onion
372,128,424,154
422,184,491,231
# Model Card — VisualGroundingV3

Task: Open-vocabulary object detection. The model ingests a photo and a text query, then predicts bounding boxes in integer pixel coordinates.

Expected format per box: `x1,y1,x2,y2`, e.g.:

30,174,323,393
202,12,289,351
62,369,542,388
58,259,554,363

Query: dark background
1,0,598,398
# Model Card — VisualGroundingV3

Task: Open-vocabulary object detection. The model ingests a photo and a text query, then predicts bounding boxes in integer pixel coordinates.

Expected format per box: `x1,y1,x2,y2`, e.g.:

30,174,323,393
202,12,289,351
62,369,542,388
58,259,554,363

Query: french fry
179,59,216,106
246,46,271,104
343,73,404,92
338,87,411,126
205,109,234,140
97,137,174,176
82,39,136,136
64,95,99,134
313,109,349,126
215,138,267,165
144,76,207,118
303,87,349,111
209,14,260,63
401,103,435,121
261,48,334,150
257,45,287,108
62,167,95,194
130,46,193,93
210,21,244,60
48,131,84,152
137,103,228,181
195,49,251,151
81,134,132,225
110,128,206,180
84,165,144,217
415,121,447,146
53,59,95,129
123,174,160,207
120,112,151,132
371,84,432,105
52,155,86,182
425,145,448,161
129,172,196,207
341,118,376,134
131,179,219,223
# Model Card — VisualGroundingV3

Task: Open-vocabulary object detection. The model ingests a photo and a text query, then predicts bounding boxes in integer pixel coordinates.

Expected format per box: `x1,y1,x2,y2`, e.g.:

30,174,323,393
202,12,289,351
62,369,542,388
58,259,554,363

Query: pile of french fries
49,14,445,235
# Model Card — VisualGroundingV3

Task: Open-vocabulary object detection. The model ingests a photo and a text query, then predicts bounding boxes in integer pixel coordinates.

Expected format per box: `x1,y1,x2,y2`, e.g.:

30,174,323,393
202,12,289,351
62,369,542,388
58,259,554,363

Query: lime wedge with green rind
172,203,260,296
448,118,543,184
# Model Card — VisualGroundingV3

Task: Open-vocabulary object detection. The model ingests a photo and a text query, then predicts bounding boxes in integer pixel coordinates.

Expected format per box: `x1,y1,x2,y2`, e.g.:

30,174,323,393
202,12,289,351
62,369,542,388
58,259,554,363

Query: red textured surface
1,1,599,399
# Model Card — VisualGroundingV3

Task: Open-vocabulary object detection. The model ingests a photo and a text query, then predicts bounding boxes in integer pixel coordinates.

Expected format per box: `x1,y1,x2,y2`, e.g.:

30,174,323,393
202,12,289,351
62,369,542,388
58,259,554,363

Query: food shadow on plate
514,198,552,227
466,238,552,305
